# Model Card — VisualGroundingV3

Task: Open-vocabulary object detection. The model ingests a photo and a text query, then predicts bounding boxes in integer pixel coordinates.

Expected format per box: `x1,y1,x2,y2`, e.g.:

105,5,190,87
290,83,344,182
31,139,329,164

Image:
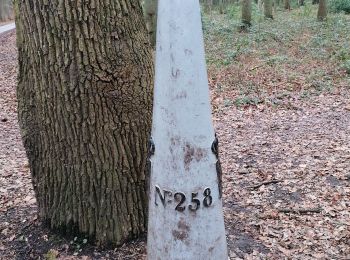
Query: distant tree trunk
204,0,214,13
219,0,225,14
264,0,273,18
275,0,280,9
143,0,158,48
317,0,327,20
15,0,153,246
0,0,14,22
241,0,252,28
312,0,319,4
299,0,305,6
284,0,291,9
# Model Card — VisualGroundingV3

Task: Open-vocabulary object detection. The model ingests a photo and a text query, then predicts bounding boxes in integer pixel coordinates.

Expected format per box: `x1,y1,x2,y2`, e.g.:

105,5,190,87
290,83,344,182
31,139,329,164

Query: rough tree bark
15,0,154,246
317,0,327,21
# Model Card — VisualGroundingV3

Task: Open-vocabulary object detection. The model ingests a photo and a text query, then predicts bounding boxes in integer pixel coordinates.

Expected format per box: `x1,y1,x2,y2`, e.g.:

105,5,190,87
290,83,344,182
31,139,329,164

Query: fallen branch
249,179,283,190
278,207,323,214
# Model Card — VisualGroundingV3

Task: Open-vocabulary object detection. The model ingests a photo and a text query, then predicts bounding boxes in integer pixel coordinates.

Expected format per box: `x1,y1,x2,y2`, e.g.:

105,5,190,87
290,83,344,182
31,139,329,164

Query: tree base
239,21,251,32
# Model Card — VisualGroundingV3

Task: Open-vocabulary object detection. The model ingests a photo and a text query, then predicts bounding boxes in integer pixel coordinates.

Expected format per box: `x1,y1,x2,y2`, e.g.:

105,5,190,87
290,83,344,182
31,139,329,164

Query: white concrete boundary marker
147,0,228,259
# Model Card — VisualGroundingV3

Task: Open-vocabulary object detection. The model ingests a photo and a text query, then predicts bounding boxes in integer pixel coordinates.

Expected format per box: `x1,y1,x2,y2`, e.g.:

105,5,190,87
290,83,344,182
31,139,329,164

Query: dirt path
0,23,15,35
1,32,349,259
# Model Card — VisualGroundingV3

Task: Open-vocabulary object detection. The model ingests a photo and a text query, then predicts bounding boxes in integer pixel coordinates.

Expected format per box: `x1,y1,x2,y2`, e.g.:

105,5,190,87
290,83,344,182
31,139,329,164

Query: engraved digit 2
174,192,186,212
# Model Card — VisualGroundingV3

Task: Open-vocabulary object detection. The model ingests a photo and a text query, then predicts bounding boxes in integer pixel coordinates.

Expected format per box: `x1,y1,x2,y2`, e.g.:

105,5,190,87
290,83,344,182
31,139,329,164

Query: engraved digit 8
203,188,212,207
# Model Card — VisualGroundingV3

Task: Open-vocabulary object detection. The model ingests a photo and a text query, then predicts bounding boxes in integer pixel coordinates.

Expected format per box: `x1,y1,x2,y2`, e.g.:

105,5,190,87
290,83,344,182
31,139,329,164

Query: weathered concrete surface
147,0,228,259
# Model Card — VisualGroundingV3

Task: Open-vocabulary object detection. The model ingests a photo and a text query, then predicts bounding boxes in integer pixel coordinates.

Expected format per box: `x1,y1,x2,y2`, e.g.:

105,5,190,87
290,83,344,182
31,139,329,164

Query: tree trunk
143,0,158,48
264,0,273,19
284,0,291,10
317,0,327,20
15,0,154,246
204,0,214,13
275,0,280,7
219,0,225,14
241,0,252,28
0,0,14,22
312,0,319,4
258,0,264,12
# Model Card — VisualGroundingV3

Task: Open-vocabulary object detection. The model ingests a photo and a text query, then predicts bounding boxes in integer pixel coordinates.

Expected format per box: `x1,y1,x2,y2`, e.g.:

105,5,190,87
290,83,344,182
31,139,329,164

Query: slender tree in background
218,0,225,14
204,0,214,12
143,0,158,48
284,0,291,10
317,0,327,20
0,0,14,21
15,0,153,246
312,0,320,4
264,0,274,19
275,0,281,8
241,0,252,29
258,0,264,12
199,0,235,13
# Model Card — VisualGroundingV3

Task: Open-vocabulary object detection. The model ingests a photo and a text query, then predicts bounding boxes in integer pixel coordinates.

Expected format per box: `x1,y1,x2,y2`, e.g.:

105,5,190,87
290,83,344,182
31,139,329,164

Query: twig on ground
278,207,323,214
249,179,283,190
249,64,263,71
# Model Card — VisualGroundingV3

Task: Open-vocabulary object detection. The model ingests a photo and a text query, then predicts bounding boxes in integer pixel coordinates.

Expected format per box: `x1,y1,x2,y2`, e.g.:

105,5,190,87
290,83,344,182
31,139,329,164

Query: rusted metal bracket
146,137,155,196
211,133,223,199
148,136,155,157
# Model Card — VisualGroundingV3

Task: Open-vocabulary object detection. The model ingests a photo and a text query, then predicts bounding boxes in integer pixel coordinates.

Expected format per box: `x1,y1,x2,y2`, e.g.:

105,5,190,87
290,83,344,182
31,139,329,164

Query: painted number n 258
154,186,213,212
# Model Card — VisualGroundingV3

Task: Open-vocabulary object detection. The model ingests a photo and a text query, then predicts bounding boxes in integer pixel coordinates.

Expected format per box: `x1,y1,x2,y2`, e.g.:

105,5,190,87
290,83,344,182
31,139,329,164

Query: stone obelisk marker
147,1,228,259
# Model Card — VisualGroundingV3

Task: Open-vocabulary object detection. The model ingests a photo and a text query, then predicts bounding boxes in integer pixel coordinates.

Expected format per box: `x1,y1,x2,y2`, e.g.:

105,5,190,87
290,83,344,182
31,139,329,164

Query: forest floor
1,5,350,260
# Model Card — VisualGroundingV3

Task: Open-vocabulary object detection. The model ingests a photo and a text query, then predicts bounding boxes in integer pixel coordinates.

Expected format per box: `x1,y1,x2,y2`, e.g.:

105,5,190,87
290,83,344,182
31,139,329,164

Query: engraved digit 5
203,188,213,207
188,192,200,211
174,192,186,212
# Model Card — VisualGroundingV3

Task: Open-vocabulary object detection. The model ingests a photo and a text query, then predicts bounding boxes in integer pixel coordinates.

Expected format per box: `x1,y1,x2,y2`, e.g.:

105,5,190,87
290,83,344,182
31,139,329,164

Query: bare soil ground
1,9,350,260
